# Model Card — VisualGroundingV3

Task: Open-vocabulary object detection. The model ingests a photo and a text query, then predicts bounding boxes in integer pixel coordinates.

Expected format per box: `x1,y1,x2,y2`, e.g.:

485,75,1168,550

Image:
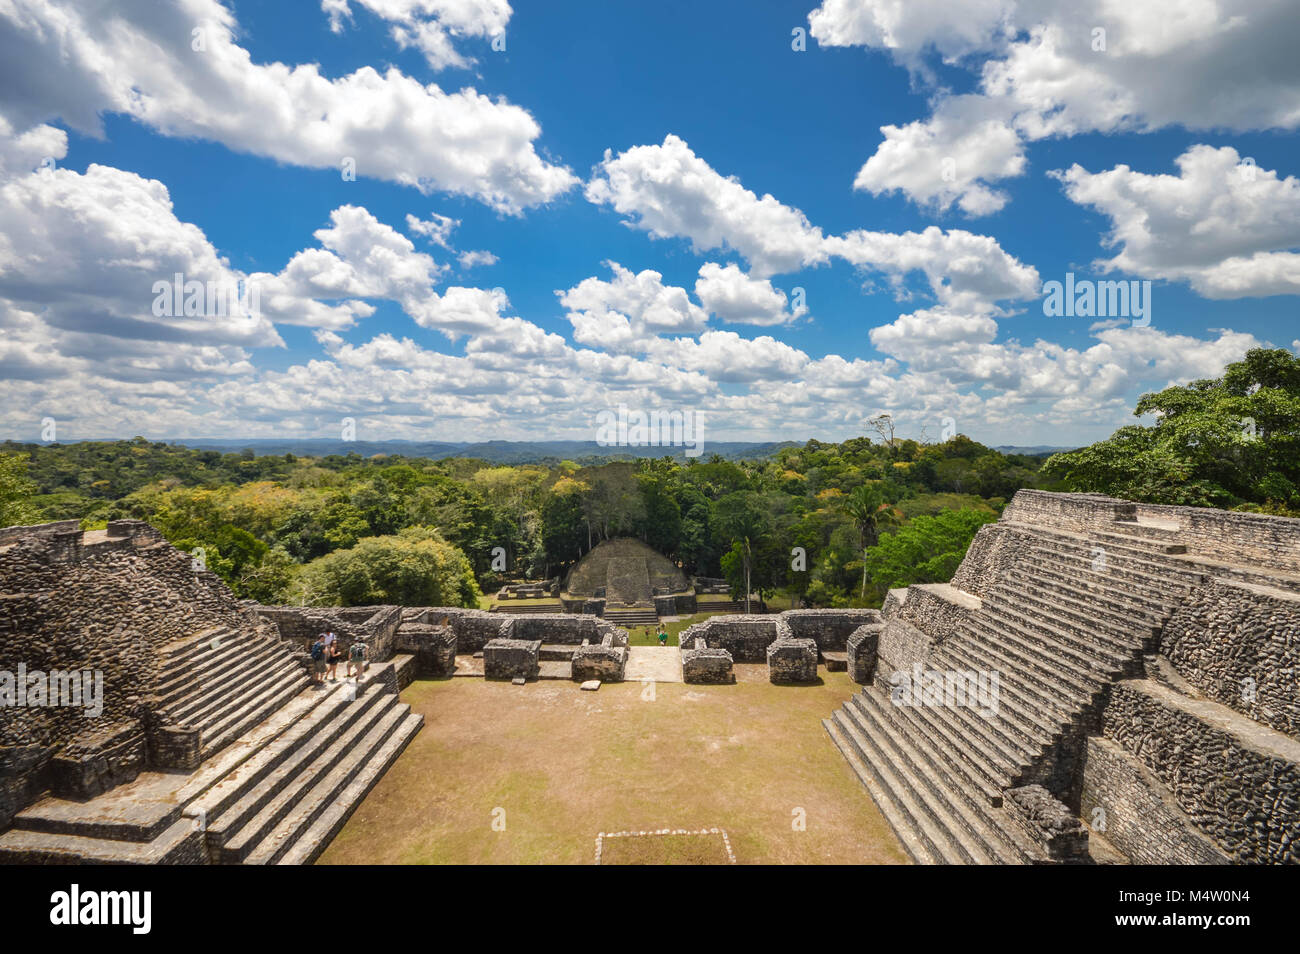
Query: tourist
657,626,668,647
347,637,367,679
327,638,343,682
309,635,328,687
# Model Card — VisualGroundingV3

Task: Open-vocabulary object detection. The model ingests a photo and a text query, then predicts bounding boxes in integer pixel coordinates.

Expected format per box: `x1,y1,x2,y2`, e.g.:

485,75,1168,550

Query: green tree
290,526,482,607
1044,348,1300,511
0,453,37,526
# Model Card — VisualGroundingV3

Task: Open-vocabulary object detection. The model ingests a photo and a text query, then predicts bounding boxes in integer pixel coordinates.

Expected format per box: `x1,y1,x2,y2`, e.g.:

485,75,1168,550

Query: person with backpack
347,638,367,680
309,635,328,687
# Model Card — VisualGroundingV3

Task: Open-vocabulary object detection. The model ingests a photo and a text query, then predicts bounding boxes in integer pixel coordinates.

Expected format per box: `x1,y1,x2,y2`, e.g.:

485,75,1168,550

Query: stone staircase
826,519,1207,864
603,607,658,627
157,627,310,762
0,657,422,865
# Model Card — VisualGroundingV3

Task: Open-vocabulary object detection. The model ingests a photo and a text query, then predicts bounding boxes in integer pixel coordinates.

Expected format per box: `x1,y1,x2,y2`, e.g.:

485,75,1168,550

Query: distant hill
169,437,802,464
992,445,1075,456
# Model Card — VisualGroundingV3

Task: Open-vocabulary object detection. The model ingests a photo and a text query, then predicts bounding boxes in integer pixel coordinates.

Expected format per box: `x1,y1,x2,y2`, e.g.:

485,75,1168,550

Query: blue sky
2,0,1298,447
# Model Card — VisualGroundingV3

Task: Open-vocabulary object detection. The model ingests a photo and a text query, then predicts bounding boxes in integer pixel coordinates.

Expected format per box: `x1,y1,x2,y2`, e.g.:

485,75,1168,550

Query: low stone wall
897,584,980,644
681,640,734,684
504,614,628,647
571,637,627,682
483,638,540,681
1080,735,1229,865
1002,489,1300,573
1003,785,1090,863
847,623,882,684
395,623,457,676
1159,579,1300,739
767,637,818,684
653,592,696,616
876,617,935,676
253,604,402,663
1100,679,1300,864
678,615,781,663
781,609,881,651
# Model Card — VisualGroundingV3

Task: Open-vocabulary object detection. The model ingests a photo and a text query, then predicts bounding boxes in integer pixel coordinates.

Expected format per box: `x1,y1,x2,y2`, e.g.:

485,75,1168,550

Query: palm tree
842,483,902,597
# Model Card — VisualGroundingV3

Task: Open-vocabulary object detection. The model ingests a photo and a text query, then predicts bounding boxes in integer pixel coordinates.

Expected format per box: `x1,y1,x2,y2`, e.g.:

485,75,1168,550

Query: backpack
310,642,325,661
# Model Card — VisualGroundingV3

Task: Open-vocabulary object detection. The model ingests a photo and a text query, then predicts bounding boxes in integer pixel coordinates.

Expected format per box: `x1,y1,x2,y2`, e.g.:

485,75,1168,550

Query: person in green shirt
657,626,668,646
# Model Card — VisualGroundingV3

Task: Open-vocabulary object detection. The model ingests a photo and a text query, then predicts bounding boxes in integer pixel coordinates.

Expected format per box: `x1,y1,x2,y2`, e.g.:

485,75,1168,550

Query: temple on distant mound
559,538,696,627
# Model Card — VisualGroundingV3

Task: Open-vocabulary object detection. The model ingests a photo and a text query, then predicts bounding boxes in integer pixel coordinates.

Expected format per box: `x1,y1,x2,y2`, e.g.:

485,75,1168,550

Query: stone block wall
1080,735,1229,865
0,521,270,826
781,609,881,652
767,637,818,684
1159,580,1300,738
678,615,780,663
395,623,457,676
846,623,882,684
253,604,402,663
1100,679,1300,864
896,583,980,644
1002,489,1300,573
876,617,935,676
1002,786,1090,863
571,637,627,682
681,640,734,684
483,639,540,681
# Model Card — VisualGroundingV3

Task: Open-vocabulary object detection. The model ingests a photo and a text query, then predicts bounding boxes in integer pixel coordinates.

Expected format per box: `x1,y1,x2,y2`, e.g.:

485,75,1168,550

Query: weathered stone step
186,682,374,830
167,641,291,722
211,688,395,861
992,580,1156,646
962,610,1118,694
853,690,1008,808
979,600,1142,681
273,711,423,866
160,626,234,668
848,692,1029,863
939,638,1078,732
881,681,1020,801
1094,528,1187,555
0,817,203,865
1005,561,1175,621
930,645,1063,753
827,711,969,863
10,685,338,844
188,655,302,735
971,602,1133,678
841,698,1009,863
244,703,413,865
1007,520,1194,572
196,665,312,760
1022,537,1204,595
950,624,1099,714
823,717,942,864
157,630,254,701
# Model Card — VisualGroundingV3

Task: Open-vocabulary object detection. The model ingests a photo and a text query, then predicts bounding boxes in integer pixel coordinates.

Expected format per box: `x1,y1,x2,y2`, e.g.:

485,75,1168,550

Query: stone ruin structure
679,609,880,685
559,537,696,626
824,490,1300,865
0,520,428,864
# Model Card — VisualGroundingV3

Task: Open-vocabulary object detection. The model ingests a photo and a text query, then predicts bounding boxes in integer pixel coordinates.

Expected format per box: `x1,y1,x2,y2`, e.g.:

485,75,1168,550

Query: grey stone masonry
1003,785,1090,862
824,489,1300,865
681,639,734,684
846,623,882,684
570,636,628,683
394,622,457,677
483,638,541,681
767,637,818,684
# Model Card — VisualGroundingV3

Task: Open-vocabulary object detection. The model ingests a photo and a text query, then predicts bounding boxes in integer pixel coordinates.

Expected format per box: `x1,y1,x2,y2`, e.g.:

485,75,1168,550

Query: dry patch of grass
319,664,908,865
597,829,734,865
